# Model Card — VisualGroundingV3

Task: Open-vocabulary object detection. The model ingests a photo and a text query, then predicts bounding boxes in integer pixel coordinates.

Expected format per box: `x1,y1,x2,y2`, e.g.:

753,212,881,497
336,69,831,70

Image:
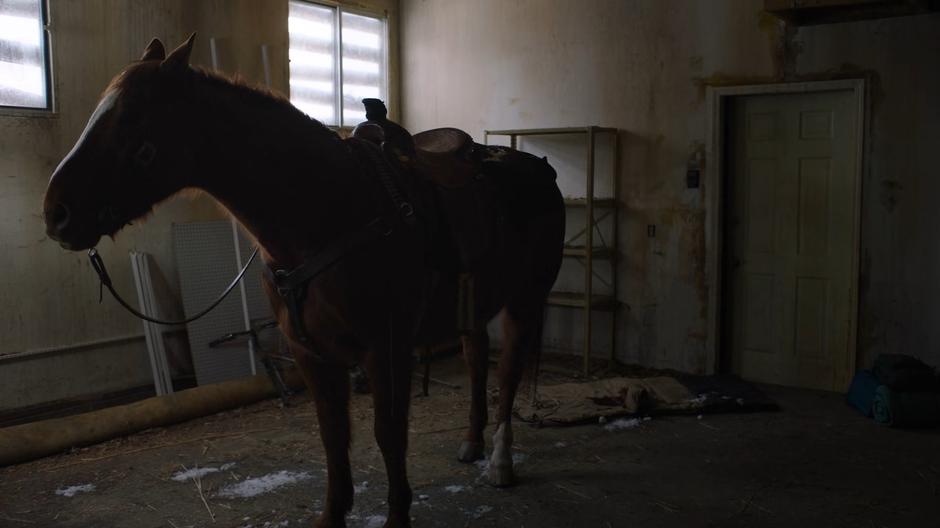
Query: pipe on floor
0,370,303,467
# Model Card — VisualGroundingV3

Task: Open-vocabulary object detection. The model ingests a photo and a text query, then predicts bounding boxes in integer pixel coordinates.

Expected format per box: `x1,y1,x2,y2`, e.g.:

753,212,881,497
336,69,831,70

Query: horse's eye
134,141,157,167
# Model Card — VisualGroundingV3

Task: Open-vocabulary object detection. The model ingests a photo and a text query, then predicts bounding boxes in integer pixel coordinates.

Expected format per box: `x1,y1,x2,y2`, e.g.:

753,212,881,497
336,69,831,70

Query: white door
727,90,858,391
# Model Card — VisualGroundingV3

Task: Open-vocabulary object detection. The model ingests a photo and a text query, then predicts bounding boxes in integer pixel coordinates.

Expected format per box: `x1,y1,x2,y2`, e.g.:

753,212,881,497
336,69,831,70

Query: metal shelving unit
485,126,620,376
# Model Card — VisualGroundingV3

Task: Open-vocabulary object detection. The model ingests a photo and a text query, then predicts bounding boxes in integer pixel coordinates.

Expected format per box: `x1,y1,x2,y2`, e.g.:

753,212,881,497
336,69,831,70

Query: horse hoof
457,440,485,463
486,463,514,488
383,515,411,528
313,512,347,528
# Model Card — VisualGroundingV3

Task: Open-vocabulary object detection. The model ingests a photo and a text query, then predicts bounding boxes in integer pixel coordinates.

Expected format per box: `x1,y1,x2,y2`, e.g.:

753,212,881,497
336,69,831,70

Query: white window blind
289,1,387,127
0,0,49,110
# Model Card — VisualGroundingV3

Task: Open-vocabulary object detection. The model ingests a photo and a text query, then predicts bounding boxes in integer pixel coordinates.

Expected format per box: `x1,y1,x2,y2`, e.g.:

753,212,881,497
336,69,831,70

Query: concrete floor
0,356,938,528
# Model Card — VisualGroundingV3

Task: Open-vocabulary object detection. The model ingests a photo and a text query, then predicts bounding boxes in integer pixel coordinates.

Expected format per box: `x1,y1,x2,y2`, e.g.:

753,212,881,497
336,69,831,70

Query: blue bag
846,370,879,417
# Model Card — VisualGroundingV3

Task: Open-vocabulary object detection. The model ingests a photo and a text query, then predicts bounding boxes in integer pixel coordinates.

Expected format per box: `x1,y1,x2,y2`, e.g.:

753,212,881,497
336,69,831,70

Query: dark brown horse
42,36,564,528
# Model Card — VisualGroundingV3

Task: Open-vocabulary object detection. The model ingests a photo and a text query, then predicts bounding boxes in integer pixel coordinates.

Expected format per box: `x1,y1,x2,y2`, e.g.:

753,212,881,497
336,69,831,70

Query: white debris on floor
237,521,289,528
54,483,95,497
216,470,313,499
354,481,369,494
171,462,236,482
361,514,386,528
471,505,493,519
603,417,640,431
444,484,467,493
603,416,652,432
554,441,567,448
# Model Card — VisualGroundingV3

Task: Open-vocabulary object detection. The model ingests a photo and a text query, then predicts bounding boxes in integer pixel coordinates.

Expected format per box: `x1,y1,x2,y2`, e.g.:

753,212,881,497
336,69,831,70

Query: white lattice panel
173,221,255,385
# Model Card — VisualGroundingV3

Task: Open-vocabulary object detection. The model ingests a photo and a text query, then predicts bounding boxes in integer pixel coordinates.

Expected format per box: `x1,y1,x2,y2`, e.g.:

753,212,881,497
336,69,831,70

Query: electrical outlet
686,168,701,189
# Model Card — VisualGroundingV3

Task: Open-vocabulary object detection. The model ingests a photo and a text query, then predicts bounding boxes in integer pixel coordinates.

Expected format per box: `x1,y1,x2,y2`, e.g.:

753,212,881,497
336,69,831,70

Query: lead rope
88,246,259,325
389,314,396,419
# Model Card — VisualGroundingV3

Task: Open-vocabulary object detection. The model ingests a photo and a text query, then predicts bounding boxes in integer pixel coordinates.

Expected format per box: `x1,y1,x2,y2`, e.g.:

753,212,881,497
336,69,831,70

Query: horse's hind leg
294,352,354,528
458,329,489,462
365,339,414,528
487,305,543,487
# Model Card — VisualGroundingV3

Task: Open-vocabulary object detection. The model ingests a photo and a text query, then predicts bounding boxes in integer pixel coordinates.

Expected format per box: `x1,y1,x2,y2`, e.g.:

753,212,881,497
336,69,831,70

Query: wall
796,14,940,376
0,0,216,411
399,0,940,374
2,0,934,410
0,0,402,410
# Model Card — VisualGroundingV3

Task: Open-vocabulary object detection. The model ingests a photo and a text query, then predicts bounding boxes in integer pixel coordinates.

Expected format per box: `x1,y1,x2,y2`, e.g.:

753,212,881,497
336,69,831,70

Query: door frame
704,79,867,383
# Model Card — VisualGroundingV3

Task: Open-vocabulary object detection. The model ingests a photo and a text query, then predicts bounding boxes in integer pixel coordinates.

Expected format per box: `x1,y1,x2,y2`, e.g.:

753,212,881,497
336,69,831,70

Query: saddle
350,102,480,269
350,99,553,273
411,128,477,188
352,99,478,187
351,129,477,190
349,100,559,337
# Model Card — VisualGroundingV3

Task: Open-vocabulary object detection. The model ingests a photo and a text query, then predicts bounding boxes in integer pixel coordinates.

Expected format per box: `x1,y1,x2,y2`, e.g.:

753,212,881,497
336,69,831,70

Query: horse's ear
162,33,196,72
140,38,165,61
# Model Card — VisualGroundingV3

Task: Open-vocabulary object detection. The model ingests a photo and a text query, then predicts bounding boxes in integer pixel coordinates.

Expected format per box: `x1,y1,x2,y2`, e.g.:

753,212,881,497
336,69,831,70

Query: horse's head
43,36,199,250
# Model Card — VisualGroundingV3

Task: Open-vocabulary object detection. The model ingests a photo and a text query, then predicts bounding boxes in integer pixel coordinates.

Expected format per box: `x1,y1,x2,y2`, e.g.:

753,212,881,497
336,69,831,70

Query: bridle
85,136,257,326
88,246,259,325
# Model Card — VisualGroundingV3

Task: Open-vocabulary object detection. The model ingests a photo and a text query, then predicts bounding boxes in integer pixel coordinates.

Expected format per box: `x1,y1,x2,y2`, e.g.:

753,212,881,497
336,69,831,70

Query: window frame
288,0,391,129
0,0,54,115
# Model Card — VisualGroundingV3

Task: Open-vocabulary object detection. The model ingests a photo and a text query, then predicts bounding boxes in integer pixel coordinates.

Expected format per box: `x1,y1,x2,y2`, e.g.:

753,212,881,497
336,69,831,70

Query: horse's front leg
294,350,354,528
364,336,414,528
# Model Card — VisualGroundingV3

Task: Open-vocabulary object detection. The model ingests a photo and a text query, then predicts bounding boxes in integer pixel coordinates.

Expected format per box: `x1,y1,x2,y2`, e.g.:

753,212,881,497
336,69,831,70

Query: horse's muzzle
46,202,71,236
44,203,102,251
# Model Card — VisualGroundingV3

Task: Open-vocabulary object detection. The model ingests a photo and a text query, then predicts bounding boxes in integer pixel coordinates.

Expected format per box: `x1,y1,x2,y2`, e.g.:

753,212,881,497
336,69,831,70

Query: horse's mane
110,60,340,141
191,66,339,139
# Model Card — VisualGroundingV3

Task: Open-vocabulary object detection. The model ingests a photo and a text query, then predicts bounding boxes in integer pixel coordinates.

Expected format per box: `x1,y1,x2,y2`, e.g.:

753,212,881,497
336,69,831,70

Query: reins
88,246,259,325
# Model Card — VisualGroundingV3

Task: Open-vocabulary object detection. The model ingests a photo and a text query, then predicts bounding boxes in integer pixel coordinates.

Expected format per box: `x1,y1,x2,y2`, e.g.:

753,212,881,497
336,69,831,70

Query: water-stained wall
399,0,940,375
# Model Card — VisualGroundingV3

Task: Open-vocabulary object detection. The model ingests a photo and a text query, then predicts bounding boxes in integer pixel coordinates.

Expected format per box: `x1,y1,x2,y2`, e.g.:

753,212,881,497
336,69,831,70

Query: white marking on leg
490,421,512,465
486,421,514,486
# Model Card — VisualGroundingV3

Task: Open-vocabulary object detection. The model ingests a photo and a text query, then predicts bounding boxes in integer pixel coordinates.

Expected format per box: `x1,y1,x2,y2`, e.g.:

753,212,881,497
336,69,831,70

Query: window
0,0,51,110
288,1,388,127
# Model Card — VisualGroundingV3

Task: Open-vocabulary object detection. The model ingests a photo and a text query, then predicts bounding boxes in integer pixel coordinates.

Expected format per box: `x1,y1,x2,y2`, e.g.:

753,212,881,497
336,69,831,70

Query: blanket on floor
515,376,696,425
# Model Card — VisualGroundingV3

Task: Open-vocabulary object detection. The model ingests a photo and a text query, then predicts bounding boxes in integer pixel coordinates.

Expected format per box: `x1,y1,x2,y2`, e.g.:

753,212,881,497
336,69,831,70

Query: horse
42,36,564,528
